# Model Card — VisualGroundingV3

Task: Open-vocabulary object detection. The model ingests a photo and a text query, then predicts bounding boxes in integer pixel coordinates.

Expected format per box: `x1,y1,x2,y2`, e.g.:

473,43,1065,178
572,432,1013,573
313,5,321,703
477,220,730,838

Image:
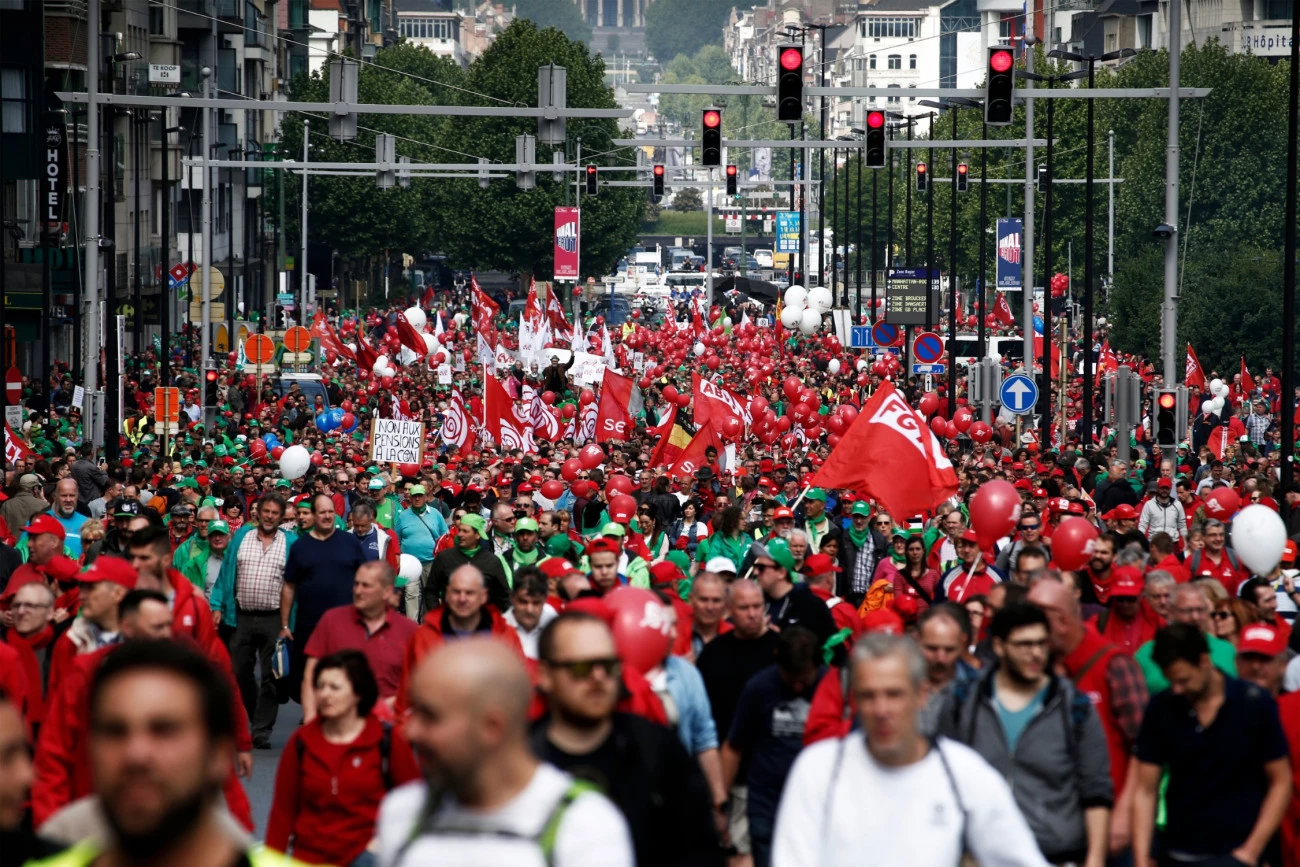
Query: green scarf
512,547,540,568
847,525,873,551
460,545,481,558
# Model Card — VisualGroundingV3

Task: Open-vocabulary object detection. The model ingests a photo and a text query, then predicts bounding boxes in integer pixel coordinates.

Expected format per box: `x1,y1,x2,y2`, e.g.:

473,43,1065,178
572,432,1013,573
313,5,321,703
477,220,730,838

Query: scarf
847,525,873,550
459,545,481,559
512,546,540,568
8,625,55,721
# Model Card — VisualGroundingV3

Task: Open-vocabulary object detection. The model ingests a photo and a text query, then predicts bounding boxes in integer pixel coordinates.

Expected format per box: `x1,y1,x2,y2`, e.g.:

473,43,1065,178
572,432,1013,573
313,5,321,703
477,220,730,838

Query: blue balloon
329,408,346,428
315,413,332,432
262,433,277,446
1033,316,1044,335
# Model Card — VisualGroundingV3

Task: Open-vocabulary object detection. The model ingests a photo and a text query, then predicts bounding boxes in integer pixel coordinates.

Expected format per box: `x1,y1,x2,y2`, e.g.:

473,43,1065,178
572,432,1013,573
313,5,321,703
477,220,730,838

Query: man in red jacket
396,563,523,715
125,524,223,658
1090,567,1162,655
802,553,863,641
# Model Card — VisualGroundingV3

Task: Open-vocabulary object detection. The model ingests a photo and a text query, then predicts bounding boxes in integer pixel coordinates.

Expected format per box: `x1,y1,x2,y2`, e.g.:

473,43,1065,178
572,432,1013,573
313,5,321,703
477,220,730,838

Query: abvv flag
810,380,958,521
440,388,476,453
1185,344,1206,389
595,368,634,442
993,291,1015,325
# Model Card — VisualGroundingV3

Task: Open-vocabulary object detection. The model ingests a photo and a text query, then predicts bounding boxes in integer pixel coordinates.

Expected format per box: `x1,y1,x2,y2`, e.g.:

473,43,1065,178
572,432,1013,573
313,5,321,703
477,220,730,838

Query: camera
1152,223,1176,240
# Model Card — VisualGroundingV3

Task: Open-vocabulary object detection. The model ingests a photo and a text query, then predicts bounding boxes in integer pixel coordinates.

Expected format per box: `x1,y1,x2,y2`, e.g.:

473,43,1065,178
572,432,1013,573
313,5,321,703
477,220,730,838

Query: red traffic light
205,369,218,383
866,110,885,129
726,165,737,177
1157,392,1177,410
779,47,803,71
957,163,968,175
653,164,664,177
703,110,721,129
990,49,1014,73
586,165,597,176
916,162,927,174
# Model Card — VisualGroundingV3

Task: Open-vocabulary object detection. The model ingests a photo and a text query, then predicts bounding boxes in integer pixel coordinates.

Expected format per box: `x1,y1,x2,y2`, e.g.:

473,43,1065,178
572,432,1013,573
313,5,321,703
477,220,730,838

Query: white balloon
856,358,869,372
828,358,841,374
403,307,427,330
345,342,357,355
1232,504,1288,576
421,332,439,352
1209,378,1225,397
398,553,423,582
372,355,389,374
1207,396,1225,415
799,308,822,335
784,285,808,310
807,285,834,314
383,366,397,378
278,445,312,481
693,341,706,357
723,317,733,327
779,306,804,329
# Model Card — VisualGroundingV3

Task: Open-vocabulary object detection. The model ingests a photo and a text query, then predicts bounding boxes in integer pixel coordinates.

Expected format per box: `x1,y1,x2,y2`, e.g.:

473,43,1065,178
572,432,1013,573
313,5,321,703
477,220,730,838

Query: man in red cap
46,556,137,691
940,529,1005,604
1103,503,1139,535
1090,566,1162,655
1235,623,1287,696
2,515,67,602
802,553,862,641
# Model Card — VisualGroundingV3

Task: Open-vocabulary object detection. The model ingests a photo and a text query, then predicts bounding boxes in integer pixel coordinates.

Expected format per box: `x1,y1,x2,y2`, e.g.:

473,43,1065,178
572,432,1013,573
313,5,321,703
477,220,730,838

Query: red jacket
1062,625,1134,796
5,625,54,727
165,567,221,655
1279,693,1300,867
395,606,524,715
32,640,254,830
266,716,420,865
1090,602,1162,656
0,641,30,733
803,666,852,745
1152,553,1190,584
809,586,864,640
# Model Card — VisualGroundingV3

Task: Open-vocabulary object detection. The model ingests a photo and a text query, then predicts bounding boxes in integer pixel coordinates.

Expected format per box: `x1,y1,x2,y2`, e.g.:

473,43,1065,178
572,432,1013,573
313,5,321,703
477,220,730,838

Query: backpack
1188,547,1241,577
297,720,394,790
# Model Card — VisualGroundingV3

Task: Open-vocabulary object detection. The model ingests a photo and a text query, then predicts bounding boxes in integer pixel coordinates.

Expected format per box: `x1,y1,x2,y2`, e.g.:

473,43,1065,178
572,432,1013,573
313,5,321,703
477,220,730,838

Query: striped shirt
235,529,288,612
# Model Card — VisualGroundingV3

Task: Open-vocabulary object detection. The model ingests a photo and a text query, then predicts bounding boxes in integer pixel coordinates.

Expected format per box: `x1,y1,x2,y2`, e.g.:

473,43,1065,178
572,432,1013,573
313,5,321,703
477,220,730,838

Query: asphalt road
243,698,301,837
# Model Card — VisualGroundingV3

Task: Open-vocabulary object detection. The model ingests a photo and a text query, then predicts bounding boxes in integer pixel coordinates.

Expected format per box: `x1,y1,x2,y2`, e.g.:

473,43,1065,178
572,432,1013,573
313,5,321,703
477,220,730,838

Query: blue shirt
53,512,90,558
394,506,449,562
994,684,1047,753
355,527,382,562
663,655,719,756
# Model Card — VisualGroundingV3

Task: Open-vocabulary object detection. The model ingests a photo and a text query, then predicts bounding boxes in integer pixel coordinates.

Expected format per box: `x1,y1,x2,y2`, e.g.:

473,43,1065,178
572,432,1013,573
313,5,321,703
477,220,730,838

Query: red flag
309,311,355,362
668,419,723,480
471,276,500,347
484,374,526,450
440,388,476,454
692,372,749,432
810,380,959,521
355,332,379,373
1185,344,1206,389
595,368,634,442
1100,340,1118,373
1240,357,1255,393
5,421,35,466
420,285,435,308
545,285,572,339
1032,335,1060,379
649,405,694,469
993,291,1015,325
394,311,428,359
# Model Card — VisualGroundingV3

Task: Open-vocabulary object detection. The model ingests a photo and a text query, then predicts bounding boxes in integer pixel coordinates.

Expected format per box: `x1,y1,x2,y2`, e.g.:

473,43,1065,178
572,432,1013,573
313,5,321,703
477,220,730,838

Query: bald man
379,638,633,866
48,479,89,559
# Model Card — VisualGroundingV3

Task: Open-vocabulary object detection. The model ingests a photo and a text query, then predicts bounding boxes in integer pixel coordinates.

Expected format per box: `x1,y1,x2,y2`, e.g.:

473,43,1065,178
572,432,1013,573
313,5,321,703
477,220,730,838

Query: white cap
705,556,738,575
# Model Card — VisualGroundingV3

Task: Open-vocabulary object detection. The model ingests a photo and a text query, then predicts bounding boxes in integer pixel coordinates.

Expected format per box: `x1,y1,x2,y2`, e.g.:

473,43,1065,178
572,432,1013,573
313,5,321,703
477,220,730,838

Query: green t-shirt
1133,632,1238,693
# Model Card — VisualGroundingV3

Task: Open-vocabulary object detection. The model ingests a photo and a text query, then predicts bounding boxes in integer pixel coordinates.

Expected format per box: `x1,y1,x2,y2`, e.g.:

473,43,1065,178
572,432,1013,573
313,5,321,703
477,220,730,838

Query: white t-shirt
772,735,1049,867
504,605,558,660
376,762,633,867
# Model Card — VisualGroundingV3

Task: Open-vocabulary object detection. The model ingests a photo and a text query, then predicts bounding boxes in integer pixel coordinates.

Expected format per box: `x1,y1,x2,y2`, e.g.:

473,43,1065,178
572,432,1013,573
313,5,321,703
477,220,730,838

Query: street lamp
1048,47,1136,446
947,96,988,359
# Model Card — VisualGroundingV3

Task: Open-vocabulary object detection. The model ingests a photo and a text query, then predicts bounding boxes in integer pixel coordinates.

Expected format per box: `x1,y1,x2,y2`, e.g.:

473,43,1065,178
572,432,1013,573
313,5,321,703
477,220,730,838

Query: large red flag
993,291,1015,325
1185,344,1206,389
668,419,722,480
692,372,749,431
484,374,527,450
355,332,379,373
1099,340,1118,373
309,311,355,362
440,388,476,454
394,311,428,358
595,368,634,442
5,421,35,466
471,276,500,347
545,285,572,339
810,380,959,521
1240,357,1255,393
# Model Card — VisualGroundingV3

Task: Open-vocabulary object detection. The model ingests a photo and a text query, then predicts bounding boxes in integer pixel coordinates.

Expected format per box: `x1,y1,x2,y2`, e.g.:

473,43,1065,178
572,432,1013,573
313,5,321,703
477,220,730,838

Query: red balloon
721,416,743,439
751,396,770,415
675,392,691,409
930,416,947,436
1204,487,1241,521
605,475,635,499
579,443,605,469
919,392,940,416
561,403,577,419
828,433,842,448
541,480,566,500
792,402,811,423
662,385,679,403
310,451,324,466
561,458,583,482
706,356,720,370
249,440,267,458
540,390,557,406
399,463,419,478
775,415,792,433
580,388,596,406
340,399,353,412
952,409,973,433
340,412,356,430
970,480,1022,549
839,405,858,423
969,421,993,444
783,376,802,401
827,414,846,435
1052,517,1100,571
271,446,284,460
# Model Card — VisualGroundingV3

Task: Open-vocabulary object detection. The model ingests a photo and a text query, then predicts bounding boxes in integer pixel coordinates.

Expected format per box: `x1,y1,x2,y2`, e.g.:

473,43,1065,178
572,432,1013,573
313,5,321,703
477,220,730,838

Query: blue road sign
1000,373,1039,414
912,363,946,375
913,331,944,364
871,321,900,347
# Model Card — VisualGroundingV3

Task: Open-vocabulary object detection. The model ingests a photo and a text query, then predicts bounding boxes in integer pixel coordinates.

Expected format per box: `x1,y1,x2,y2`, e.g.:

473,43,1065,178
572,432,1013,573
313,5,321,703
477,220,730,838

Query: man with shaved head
1029,576,1148,856
379,637,633,866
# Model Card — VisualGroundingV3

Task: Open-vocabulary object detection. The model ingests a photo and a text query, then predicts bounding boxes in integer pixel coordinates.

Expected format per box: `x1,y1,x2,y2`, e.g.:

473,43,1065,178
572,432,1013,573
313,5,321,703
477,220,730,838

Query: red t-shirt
304,605,419,699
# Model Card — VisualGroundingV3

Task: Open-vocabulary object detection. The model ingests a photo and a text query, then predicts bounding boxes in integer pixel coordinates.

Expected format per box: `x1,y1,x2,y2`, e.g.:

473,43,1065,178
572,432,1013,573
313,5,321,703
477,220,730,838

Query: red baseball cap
43,555,82,583
1110,504,1139,520
801,553,842,578
538,557,577,580
1157,478,1173,489
1281,540,1298,565
77,556,138,590
586,537,622,556
21,514,67,541
1238,623,1287,657
773,506,795,521
649,561,684,586
958,528,981,544
1108,566,1142,598
862,608,905,635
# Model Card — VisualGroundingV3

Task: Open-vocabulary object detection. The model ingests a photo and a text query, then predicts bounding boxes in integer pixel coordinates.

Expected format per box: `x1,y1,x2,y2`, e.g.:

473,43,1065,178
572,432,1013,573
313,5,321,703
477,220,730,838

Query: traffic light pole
1041,81,1055,450
947,106,959,415
1022,45,1036,396
977,118,989,360
1282,8,1298,499
301,118,310,321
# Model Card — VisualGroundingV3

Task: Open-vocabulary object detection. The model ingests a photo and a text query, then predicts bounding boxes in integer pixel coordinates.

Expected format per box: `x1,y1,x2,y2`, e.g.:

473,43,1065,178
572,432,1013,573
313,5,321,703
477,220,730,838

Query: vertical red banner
554,206,580,281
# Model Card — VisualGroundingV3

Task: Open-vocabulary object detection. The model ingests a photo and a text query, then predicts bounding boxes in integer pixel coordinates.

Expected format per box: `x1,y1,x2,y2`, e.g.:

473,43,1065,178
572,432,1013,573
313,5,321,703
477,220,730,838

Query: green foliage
513,0,592,46
671,187,702,211
644,0,733,65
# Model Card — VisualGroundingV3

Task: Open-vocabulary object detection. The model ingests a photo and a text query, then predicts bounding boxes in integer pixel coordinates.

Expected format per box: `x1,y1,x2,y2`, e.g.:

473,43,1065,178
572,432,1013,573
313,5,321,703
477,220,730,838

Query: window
0,0,25,9
887,83,901,104
909,54,917,69
888,54,901,69
1,69,26,134
860,17,922,39
868,54,877,69
401,16,453,39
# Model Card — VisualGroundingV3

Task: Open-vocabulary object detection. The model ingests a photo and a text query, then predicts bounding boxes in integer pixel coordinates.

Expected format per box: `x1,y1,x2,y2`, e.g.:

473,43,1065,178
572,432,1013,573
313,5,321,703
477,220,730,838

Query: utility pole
1108,129,1115,283
1161,0,1181,383
1021,41,1036,379
817,24,827,289
160,116,174,386
199,66,213,378
82,0,101,444
133,111,142,355
1281,7,1298,497
301,118,309,321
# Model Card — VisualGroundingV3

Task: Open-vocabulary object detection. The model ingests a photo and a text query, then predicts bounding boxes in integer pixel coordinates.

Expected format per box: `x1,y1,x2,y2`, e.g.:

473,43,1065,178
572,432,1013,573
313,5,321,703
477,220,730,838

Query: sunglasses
548,657,622,679
1018,524,1040,531
1210,610,1231,620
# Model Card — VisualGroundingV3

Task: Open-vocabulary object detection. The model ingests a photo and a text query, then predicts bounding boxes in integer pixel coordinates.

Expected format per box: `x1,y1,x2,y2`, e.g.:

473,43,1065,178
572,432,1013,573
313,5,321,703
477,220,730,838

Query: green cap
667,549,691,576
274,479,293,489
208,520,231,535
174,477,200,490
601,522,626,538
850,501,872,517
368,477,386,490
408,484,427,495
459,513,487,538
760,537,796,573
515,517,539,533
804,488,827,503
892,526,912,540
546,535,573,557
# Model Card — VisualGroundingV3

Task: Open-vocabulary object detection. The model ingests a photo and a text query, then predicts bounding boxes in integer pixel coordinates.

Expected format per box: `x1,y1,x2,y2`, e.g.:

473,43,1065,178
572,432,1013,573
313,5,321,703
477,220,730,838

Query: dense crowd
1,284,1300,867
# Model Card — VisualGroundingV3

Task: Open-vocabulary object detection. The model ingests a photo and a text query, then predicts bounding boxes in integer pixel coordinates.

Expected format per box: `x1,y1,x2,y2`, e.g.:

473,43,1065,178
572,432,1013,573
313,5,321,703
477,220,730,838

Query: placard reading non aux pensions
370,419,425,465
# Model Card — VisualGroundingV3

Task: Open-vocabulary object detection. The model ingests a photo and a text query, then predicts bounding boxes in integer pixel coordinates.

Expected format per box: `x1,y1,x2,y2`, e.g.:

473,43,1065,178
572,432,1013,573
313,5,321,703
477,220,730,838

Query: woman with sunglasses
1211,597,1255,648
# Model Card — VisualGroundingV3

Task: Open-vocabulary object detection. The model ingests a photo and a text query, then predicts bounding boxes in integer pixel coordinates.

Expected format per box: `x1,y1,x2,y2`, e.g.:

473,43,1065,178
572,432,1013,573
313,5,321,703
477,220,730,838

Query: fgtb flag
1240,357,1255,394
1185,344,1206,389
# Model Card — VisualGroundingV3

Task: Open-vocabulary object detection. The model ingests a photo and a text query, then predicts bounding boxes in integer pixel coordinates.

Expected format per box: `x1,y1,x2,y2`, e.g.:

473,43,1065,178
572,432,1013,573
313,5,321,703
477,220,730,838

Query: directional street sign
1000,373,1039,415
849,326,901,353
912,363,946,375
912,331,944,364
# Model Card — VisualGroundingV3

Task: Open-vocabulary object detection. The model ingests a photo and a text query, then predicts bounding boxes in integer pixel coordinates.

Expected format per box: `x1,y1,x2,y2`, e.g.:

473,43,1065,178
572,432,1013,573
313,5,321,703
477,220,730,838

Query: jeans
231,609,280,742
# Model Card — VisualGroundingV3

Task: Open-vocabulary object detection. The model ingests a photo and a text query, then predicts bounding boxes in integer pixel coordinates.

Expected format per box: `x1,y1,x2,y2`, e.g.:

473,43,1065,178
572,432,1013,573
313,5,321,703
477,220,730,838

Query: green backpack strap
537,779,601,866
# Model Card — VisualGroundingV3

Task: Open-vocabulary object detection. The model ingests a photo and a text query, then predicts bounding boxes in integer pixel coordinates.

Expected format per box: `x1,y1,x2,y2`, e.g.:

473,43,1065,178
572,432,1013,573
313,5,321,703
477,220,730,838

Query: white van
949,333,1025,369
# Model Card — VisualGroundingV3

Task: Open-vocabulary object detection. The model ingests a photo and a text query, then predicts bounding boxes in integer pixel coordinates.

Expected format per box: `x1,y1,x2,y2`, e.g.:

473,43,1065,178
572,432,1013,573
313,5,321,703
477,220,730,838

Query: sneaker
253,738,272,750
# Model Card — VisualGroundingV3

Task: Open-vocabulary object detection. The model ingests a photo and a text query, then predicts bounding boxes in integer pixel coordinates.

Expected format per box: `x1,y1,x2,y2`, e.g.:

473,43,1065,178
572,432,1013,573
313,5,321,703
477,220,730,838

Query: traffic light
1037,165,1049,193
204,367,219,405
585,164,597,196
275,304,290,328
652,164,664,197
1152,388,1178,449
916,161,928,192
956,162,969,192
776,44,804,122
864,110,886,168
985,46,1015,126
702,108,722,166
726,164,737,196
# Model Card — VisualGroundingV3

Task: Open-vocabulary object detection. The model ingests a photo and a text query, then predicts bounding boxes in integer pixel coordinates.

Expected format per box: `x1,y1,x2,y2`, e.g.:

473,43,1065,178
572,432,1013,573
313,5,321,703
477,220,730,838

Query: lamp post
159,120,183,388
921,100,960,407
1048,48,1136,446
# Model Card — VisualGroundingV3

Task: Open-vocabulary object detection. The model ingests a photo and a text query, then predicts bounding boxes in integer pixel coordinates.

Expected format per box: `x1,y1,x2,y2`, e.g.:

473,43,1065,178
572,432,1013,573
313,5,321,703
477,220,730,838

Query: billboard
776,211,801,253
884,269,940,326
996,218,1023,289
554,207,580,281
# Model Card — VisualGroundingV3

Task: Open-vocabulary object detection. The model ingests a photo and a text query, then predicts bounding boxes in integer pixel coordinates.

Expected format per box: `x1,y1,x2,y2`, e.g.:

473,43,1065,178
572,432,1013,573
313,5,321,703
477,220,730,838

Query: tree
513,0,592,46
672,187,702,211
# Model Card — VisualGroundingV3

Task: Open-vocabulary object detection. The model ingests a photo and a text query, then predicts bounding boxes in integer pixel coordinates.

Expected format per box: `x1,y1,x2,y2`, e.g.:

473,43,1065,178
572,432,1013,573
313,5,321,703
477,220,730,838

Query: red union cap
1239,623,1286,657
779,46,802,70
703,110,721,128
990,48,1014,73
866,110,885,129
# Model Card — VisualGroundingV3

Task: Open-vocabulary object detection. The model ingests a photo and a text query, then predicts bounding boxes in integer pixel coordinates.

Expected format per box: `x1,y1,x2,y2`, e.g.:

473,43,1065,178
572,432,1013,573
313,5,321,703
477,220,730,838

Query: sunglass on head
548,657,622,679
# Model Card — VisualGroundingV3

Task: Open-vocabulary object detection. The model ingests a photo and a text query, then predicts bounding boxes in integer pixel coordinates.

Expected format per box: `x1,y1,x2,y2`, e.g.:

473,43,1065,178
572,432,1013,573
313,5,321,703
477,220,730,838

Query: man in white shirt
503,569,556,660
772,633,1050,867
378,637,632,867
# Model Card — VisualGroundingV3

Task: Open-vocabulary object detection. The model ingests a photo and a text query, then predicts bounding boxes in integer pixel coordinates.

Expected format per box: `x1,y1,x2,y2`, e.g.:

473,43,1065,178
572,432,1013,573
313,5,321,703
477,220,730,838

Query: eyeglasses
872,520,890,527
10,602,51,611
547,657,622,679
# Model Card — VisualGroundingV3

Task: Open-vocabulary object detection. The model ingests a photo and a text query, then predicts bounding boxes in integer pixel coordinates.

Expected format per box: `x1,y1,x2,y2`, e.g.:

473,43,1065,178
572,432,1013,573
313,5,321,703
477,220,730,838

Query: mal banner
554,207,580,280
369,418,425,465
42,111,68,240
996,218,1023,289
